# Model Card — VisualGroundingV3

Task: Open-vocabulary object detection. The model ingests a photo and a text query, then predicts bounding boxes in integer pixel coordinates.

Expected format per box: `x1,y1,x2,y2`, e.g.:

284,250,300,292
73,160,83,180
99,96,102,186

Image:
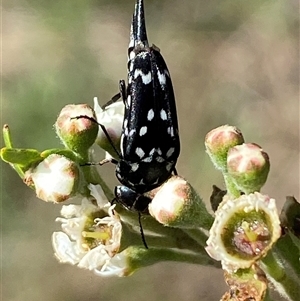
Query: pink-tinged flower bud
148,176,214,230
24,154,80,203
227,143,270,194
222,265,267,301
206,192,281,273
205,125,244,172
55,104,98,155
93,97,124,159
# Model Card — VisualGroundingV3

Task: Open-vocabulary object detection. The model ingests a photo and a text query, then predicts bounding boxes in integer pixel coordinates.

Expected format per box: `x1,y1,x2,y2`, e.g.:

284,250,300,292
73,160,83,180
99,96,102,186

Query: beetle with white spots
110,0,180,216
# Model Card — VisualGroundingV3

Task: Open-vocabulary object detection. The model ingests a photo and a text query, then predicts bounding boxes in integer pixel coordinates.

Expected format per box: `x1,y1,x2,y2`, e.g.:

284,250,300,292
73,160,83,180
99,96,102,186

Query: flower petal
52,232,83,264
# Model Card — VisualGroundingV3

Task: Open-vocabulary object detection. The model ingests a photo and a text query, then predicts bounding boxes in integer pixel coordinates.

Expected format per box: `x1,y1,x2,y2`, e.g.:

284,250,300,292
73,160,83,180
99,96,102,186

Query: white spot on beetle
135,147,145,158
127,180,135,186
142,156,152,163
139,126,147,136
138,51,148,59
127,95,131,108
167,126,174,137
166,162,173,171
149,148,156,156
147,109,154,121
160,109,167,120
157,70,166,86
134,69,152,85
156,156,165,163
120,134,124,155
129,129,136,136
129,62,134,72
166,147,175,158
129,51,135,60
157,148,162,155
117,174,124,180
152,178,159,185
130,163,139,172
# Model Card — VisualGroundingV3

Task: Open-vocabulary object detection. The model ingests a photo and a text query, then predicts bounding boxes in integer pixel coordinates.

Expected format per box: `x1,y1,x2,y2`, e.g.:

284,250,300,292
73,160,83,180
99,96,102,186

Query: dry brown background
2,0,299,300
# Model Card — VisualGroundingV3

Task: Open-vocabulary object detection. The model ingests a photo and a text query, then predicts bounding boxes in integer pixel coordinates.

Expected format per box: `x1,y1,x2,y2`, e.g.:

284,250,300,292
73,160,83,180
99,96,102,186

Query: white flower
206,192,281,272
52,184,124,275
93,97,124,159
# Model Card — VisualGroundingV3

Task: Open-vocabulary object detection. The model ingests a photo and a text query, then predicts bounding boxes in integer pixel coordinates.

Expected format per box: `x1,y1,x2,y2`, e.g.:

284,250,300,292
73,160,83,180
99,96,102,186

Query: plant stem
223,173,240,198
126,246,220,271
2,124,24,178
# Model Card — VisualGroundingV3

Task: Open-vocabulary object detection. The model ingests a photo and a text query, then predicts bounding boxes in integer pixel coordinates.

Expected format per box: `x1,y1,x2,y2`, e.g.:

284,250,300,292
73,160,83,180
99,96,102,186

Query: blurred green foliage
2,0,298,300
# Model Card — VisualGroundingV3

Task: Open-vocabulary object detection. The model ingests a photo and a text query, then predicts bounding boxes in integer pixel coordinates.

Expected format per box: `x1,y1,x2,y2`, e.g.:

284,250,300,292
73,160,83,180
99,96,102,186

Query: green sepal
1,147,42,179
1,147,42,167
41,148,80,163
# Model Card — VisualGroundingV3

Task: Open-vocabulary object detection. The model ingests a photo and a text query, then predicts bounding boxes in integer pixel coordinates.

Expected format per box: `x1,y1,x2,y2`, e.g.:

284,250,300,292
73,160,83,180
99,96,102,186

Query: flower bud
148,176,214,230
227,143,270,194
206,192,281,272
55,104,98,155
205,125,244,172
94,97,124,159
24,154,80,203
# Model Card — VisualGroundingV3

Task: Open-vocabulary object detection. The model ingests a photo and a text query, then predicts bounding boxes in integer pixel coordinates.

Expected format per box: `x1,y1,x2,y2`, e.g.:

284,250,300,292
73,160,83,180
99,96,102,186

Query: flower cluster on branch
2,102,300,300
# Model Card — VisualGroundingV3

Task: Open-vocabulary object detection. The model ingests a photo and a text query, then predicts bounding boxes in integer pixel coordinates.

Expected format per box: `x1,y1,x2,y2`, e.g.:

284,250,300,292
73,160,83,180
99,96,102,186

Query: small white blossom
52,184,124,275
94,97,124,158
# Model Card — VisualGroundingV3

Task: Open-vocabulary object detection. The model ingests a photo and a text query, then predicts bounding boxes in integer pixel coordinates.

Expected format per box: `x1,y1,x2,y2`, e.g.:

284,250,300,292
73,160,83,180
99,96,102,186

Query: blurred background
2,0,299,300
